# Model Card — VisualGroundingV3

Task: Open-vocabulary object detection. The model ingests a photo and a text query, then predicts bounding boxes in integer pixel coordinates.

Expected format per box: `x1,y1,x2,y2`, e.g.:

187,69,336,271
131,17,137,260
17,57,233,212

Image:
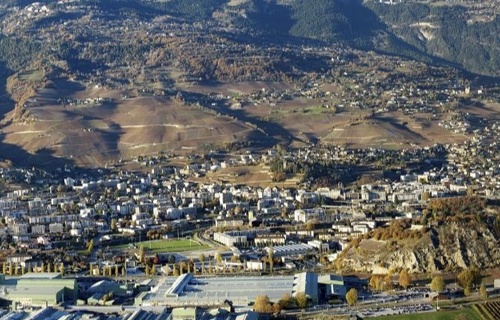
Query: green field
113,239,210,253
371,307,481,320
19,69,44,81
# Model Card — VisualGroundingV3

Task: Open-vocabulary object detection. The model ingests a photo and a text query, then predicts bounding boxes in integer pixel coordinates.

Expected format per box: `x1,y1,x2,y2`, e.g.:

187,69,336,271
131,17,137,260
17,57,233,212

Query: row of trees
253,289,360,313
253,292,309,314
252,268,488,314
427,196,487,217
370,267,486,297
429,267,487,298
1,261,65,276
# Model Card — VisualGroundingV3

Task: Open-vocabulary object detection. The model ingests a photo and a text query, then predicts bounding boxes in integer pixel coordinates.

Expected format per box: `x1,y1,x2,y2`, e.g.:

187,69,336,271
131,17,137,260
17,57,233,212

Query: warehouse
137,274,295,307
318,274,368,299
292,272,319,303
0,273,77,308
265,243,315,257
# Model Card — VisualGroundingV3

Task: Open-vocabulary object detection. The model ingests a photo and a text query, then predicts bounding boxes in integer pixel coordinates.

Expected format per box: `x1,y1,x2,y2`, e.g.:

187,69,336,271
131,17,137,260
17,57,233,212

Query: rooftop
142,274,294,307
18,272,62,280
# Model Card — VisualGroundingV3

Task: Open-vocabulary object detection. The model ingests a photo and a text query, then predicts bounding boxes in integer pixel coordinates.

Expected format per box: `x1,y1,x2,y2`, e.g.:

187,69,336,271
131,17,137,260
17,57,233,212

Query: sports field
113,238,210,253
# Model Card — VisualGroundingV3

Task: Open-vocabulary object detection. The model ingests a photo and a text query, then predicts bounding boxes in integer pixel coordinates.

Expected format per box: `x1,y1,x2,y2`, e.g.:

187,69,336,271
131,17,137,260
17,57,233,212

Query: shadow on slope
181,90,302,148
0,133,73,169
0,61,14,122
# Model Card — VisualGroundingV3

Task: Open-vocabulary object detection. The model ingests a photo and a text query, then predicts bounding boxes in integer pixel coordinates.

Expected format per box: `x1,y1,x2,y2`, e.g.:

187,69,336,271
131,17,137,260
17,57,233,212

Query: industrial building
265,243,315,257
0,273,77,308
136,274,296,307
133,272,368,308
135,271,342,308
292,272,319,303
318,274,369,299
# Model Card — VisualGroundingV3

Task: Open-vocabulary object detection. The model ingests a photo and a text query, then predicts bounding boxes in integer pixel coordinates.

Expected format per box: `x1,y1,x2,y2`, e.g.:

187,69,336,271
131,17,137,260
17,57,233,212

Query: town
0,128,499,319
0,0,499,319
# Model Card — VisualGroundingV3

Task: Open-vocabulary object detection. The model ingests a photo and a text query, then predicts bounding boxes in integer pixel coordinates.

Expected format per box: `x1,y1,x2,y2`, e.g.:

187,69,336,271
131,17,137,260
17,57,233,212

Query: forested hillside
365,1,500,76
0,0,498,77
225,0,499,77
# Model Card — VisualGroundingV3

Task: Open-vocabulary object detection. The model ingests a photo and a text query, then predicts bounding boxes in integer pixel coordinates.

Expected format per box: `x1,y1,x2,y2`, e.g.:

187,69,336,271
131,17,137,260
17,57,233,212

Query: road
65,305,167,314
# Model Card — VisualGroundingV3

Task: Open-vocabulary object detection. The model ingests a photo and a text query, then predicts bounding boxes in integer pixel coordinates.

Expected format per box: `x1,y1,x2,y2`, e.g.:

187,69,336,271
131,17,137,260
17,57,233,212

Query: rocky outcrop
338,222,500,274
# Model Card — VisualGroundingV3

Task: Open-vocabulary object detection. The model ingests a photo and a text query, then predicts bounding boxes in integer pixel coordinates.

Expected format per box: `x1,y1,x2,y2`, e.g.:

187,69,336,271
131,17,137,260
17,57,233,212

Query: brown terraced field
0,83,265,167
0,79,480,167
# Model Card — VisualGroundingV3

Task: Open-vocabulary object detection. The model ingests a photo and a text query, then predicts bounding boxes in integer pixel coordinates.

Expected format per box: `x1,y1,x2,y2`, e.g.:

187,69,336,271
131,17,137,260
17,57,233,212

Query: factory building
0,273,77,308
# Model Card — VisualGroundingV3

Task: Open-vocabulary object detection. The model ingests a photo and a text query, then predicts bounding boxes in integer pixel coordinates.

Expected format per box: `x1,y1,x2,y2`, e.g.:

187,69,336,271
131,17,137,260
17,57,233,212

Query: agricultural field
113,239,210,253
473,300,500,320
18,69,44,81
372,307,482,320
0,84,264,167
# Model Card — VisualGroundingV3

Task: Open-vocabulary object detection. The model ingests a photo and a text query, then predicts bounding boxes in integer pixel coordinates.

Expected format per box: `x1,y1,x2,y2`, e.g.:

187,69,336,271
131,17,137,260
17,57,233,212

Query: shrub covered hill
334,196,500,274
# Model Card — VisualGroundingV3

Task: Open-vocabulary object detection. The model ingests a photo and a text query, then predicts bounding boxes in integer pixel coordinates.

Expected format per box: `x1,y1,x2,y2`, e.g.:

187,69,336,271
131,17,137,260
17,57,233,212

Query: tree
479,283,488,300
369,275,381,291
346,288,358,307
87,239,94,255
295,292,308,309
138,245,145,264
399,269,412,289
383,274,393,291
198,253,206,263
272,302,283,314
268,245,274,272
430,275,446,293
422,191,430,201
464,286,472,296
215,252,223,264
173,266,179,277
57,184,66,194
279,293,295,309
253,295,272,313
457,267,481,291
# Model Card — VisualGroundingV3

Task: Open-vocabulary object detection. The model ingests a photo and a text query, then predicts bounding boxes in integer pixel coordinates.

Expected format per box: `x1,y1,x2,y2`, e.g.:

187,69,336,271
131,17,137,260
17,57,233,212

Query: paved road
65,305,167,314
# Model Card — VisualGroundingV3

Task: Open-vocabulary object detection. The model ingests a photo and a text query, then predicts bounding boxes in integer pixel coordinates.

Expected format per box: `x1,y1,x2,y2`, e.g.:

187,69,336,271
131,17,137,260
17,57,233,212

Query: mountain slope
223,0,499,77
365,1,500,77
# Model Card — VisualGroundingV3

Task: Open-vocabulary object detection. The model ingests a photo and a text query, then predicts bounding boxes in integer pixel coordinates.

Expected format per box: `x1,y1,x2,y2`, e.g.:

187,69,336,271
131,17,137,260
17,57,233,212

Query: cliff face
338,222,500,274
